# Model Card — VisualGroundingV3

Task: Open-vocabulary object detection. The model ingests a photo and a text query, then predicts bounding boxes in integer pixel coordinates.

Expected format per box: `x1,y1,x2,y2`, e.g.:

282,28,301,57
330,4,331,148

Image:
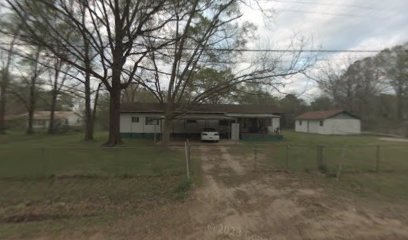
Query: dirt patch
184,145,408,240
219,146,245,175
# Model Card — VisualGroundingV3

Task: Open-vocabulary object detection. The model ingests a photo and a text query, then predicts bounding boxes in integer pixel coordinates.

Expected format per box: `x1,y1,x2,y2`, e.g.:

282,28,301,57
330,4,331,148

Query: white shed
295,109,361,135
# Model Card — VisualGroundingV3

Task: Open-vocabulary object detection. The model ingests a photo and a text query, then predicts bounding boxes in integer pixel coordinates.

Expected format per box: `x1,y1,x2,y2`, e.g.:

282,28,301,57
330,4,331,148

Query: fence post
316,145,327,173
376,145,380,173
253,147,258,171
336,147,347,181
188,139,191,175
286,144,289,171
185,139,190,180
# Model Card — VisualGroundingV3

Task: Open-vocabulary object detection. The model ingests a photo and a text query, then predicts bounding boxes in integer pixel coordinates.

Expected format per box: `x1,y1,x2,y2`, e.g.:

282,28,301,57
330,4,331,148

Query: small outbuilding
295,109,361,135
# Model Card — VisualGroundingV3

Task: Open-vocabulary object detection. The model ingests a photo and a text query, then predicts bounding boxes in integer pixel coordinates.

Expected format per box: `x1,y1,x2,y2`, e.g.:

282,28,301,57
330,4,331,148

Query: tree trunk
0,29,20,134
84,70,94,141
161,103,174,145
82,17,94,141
48,90,57,134
92,83,102,127
26,76,36,135
26,47,41,135
48,60,61,134
161,115,172,145
104,79,122,146
0,71,7,134
396,87,403,120
26,98,35,135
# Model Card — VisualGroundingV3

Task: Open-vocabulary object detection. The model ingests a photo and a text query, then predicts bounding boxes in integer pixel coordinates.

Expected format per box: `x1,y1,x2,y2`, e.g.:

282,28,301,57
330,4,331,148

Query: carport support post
376,145,380,173
253,147,257,171
185,139,191,180
154,124,157,143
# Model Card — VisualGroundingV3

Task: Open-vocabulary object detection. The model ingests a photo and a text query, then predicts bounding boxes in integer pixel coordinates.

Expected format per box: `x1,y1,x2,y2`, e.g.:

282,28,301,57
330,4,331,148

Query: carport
171,114,236,140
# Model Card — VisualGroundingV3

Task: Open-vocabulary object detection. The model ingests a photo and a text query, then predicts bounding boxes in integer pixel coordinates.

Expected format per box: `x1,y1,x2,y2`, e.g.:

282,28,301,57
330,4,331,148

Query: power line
0,42,382,53
268,0,382,11
276,9,379,18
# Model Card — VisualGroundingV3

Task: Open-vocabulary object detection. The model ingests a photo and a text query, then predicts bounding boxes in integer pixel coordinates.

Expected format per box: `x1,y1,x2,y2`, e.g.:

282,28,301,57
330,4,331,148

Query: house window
219,120,229,126
299,120,302,126
146,117,159,125
319,120,324,126
186,119,197,124
131,117,139,123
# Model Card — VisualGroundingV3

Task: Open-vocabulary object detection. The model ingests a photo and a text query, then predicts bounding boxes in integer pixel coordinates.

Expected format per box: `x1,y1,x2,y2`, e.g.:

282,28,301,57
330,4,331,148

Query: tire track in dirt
186,144,408,240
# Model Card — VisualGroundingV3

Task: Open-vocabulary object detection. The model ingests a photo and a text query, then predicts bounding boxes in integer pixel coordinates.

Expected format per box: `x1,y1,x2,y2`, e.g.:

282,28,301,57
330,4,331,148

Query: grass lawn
0,131,195,239
240,130,408,204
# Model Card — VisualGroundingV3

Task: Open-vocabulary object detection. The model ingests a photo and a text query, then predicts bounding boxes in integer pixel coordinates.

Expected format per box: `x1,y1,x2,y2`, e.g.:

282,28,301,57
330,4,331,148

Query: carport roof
120,103,282,115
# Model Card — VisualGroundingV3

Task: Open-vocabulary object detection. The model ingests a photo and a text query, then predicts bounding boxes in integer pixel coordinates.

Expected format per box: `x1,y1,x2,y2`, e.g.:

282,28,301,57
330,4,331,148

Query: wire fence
1,143,407,181
180,141,408,180
246,144,408,178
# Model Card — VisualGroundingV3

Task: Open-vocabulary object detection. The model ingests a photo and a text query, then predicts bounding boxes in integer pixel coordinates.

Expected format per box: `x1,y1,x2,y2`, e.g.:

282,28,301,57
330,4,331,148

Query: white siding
323,118,361,135
66,114,81,126
120,113,161,133
295,120,308,133
295,117,361,135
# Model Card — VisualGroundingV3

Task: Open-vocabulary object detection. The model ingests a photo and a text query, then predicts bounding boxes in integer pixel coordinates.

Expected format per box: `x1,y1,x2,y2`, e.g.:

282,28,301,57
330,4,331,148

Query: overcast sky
241,0,408,100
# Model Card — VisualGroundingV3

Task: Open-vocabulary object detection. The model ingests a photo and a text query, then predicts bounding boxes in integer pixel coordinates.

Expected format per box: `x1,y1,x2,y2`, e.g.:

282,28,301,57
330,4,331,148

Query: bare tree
0,13,23,134
8,46,48,134
6,0,173,145
136,0,311,143
47,57,72,134
313,57,386,129
378,45,408,120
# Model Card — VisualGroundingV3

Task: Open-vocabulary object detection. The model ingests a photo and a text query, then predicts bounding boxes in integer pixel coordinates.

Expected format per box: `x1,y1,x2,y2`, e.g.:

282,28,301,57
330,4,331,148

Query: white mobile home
5,111,82,130
120,103,282,141
295,109,361,135
31,111,82,129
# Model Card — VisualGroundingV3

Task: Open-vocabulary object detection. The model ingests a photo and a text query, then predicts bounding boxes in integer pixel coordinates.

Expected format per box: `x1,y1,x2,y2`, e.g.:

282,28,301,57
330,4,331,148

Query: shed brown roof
120,103,282,114
295,109,359,120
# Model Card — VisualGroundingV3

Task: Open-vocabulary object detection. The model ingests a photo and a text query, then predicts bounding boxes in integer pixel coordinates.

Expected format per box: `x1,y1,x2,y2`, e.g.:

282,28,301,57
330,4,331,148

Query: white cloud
240,0,408,99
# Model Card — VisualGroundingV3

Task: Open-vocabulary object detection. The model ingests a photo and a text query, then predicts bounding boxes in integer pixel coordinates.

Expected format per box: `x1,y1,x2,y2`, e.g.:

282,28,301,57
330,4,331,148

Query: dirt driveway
181,145,408,240
79,145,408,239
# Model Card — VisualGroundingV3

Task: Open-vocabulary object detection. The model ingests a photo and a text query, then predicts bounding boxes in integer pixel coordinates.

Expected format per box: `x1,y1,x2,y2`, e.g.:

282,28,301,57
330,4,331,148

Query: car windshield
202,128,217,132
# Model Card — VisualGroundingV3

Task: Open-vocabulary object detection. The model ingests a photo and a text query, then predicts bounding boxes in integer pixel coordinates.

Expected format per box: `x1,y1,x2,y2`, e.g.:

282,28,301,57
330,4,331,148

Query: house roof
295,109,359,120
120,102,282,115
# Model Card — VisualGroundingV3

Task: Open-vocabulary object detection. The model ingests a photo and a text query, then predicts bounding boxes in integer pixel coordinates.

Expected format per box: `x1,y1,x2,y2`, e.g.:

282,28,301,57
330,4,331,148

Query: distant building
6,111,81,130
295,109,361,135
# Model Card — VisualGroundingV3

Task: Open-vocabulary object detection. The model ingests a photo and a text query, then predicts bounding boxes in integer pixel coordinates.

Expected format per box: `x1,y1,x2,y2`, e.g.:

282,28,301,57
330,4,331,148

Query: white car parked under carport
200,128,220,142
